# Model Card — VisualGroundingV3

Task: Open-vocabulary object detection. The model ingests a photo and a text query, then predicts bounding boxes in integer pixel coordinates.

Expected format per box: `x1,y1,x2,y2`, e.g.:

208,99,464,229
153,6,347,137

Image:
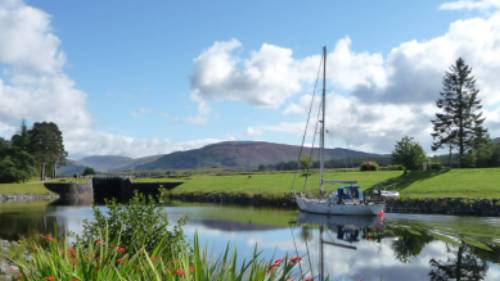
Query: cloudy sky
1,0,500,158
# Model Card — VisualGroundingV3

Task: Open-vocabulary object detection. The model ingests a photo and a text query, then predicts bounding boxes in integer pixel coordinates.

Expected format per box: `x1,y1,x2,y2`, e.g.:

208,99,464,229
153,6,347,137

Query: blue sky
1,0,500,157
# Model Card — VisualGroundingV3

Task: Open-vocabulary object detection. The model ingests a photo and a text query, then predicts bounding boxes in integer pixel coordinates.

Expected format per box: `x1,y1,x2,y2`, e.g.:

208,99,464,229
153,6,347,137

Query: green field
165,168,500,199
2,168,500,199
0,180,52,195
166,170,401,195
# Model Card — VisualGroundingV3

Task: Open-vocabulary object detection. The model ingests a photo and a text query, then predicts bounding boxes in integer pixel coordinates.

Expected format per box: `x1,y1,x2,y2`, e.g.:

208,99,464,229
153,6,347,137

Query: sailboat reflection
292,212,384,281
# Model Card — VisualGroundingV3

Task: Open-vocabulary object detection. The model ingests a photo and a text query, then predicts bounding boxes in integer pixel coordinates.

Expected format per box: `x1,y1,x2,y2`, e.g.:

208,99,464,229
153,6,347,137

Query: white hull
295,194,384,216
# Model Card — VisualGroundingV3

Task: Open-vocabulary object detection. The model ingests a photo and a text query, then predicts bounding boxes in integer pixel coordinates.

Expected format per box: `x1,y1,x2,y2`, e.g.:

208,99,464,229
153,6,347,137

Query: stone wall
44,182,93,205
385,198,500,216
0,193,58,203
169,192,500,216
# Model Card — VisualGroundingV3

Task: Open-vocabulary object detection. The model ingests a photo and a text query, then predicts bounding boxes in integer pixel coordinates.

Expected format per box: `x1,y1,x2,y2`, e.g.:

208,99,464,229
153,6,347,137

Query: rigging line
289,226,305,277
302,98,322,193
304,228,315,279
291,53,323,193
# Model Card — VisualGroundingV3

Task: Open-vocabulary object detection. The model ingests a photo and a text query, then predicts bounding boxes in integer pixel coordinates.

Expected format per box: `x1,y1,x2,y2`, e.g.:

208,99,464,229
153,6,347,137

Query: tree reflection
391,226,433,263
300,225,313,242
429,242,487,281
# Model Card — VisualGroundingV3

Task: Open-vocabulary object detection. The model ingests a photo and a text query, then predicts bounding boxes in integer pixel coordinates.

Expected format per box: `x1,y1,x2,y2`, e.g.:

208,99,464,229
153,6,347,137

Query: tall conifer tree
431,58,486,167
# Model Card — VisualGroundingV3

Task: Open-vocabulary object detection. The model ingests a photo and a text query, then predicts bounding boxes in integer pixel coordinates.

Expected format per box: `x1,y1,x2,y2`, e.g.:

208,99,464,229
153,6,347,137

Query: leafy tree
392,136,426,172
82,167,96,176
0,138,35,183
299,155,313,176
431,58,487,167
28,122,67,180
11,120,31,151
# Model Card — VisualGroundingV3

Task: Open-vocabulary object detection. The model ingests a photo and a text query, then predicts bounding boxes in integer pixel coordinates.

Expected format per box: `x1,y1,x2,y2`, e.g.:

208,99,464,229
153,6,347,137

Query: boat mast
320,46,326,194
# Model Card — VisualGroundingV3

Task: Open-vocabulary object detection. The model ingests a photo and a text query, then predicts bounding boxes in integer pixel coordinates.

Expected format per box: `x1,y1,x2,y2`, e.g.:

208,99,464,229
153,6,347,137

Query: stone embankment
0,193,58,203
169,192,500,216
0,240,22,281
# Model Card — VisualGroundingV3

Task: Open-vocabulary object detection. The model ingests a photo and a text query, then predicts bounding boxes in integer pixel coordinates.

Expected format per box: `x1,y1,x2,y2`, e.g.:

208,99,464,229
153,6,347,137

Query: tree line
260,58,499,173
0,121,66,183
393,58,500,171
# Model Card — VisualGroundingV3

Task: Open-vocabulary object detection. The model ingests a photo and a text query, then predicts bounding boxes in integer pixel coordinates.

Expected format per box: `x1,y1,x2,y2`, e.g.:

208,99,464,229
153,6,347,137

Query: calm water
1,201,499,281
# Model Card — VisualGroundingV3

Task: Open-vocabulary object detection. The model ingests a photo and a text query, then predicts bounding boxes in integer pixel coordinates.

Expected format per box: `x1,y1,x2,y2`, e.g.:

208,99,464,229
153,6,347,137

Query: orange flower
43,234,55,242
273,258,285,265
95,240,102,246
116,247,126,254
45,276,55,281
175,268,185,277
116,257,125,265
268,263,280,272
189,265,194,273
67,247,76,256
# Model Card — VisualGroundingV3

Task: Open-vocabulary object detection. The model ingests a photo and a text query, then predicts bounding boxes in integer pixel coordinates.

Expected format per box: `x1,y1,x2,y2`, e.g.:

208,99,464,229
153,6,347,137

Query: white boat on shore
294,46,385,217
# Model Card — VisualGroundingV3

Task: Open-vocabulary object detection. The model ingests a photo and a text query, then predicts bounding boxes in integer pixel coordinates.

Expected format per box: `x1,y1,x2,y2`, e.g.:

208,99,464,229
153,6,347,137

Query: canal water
1,201,499,281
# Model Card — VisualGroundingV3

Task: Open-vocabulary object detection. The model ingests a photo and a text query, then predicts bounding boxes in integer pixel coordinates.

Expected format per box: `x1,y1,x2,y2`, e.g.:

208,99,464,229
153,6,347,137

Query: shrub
82,166,96,176
79,192,186,257
360,161,379,171
428,161,443,171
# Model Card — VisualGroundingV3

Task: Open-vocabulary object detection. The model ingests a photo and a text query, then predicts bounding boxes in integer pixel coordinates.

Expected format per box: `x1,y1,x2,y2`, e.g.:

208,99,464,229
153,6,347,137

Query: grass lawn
2,168,499,199
0,180,52,195
393,168,500,199
169,170,402,196
166,168,500,199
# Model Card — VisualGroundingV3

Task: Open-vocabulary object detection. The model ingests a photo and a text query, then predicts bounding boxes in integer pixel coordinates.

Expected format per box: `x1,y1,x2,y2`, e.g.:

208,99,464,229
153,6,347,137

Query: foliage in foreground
80,193,186,256
12,231,307,281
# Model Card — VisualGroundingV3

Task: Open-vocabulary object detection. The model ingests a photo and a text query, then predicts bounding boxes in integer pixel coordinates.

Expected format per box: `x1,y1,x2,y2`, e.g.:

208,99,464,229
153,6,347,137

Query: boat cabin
327,183,364,204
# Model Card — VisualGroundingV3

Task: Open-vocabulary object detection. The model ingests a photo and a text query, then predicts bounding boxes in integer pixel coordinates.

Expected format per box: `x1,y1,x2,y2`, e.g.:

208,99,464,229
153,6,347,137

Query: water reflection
0,201,499,280
292,212,499,281
429,242,487,281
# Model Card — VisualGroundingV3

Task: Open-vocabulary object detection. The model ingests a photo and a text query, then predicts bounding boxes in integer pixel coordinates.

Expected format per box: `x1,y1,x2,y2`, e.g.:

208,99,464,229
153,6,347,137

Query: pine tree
431,58,487,167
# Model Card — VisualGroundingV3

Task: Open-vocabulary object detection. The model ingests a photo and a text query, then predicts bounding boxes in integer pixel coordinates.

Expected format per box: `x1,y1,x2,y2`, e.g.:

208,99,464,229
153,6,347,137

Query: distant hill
56,160,86,176
131,141,387,171
77,155,134,172
113,154,165,171
58,141,388,173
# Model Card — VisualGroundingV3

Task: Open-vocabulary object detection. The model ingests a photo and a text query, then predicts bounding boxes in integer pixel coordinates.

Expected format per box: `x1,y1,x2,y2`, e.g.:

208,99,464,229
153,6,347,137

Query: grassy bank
161,168,500,199
2,168,500,200
383,168,500,199
165,170,402,195
0,180,52,195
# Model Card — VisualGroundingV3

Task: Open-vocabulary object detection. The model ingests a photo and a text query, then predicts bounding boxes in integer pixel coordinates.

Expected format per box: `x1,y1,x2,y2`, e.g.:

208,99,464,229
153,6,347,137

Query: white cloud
439,0,500,12
0,0,224,158
0,0,91,147
189,39,305,122
68,133,223,158
247,9,500,152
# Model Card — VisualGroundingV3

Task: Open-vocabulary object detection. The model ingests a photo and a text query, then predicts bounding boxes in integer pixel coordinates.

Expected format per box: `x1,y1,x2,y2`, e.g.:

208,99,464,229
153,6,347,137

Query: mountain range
58,141,387,175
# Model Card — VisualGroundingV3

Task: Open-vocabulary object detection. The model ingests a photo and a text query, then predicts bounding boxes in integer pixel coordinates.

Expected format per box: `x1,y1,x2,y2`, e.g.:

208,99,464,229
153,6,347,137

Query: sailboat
294,46,385,216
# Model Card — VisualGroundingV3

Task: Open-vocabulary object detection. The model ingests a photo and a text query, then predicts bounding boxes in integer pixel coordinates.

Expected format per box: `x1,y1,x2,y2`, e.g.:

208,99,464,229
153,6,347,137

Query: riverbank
0,240,20,281
0,193,58,203
168,192,500,216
